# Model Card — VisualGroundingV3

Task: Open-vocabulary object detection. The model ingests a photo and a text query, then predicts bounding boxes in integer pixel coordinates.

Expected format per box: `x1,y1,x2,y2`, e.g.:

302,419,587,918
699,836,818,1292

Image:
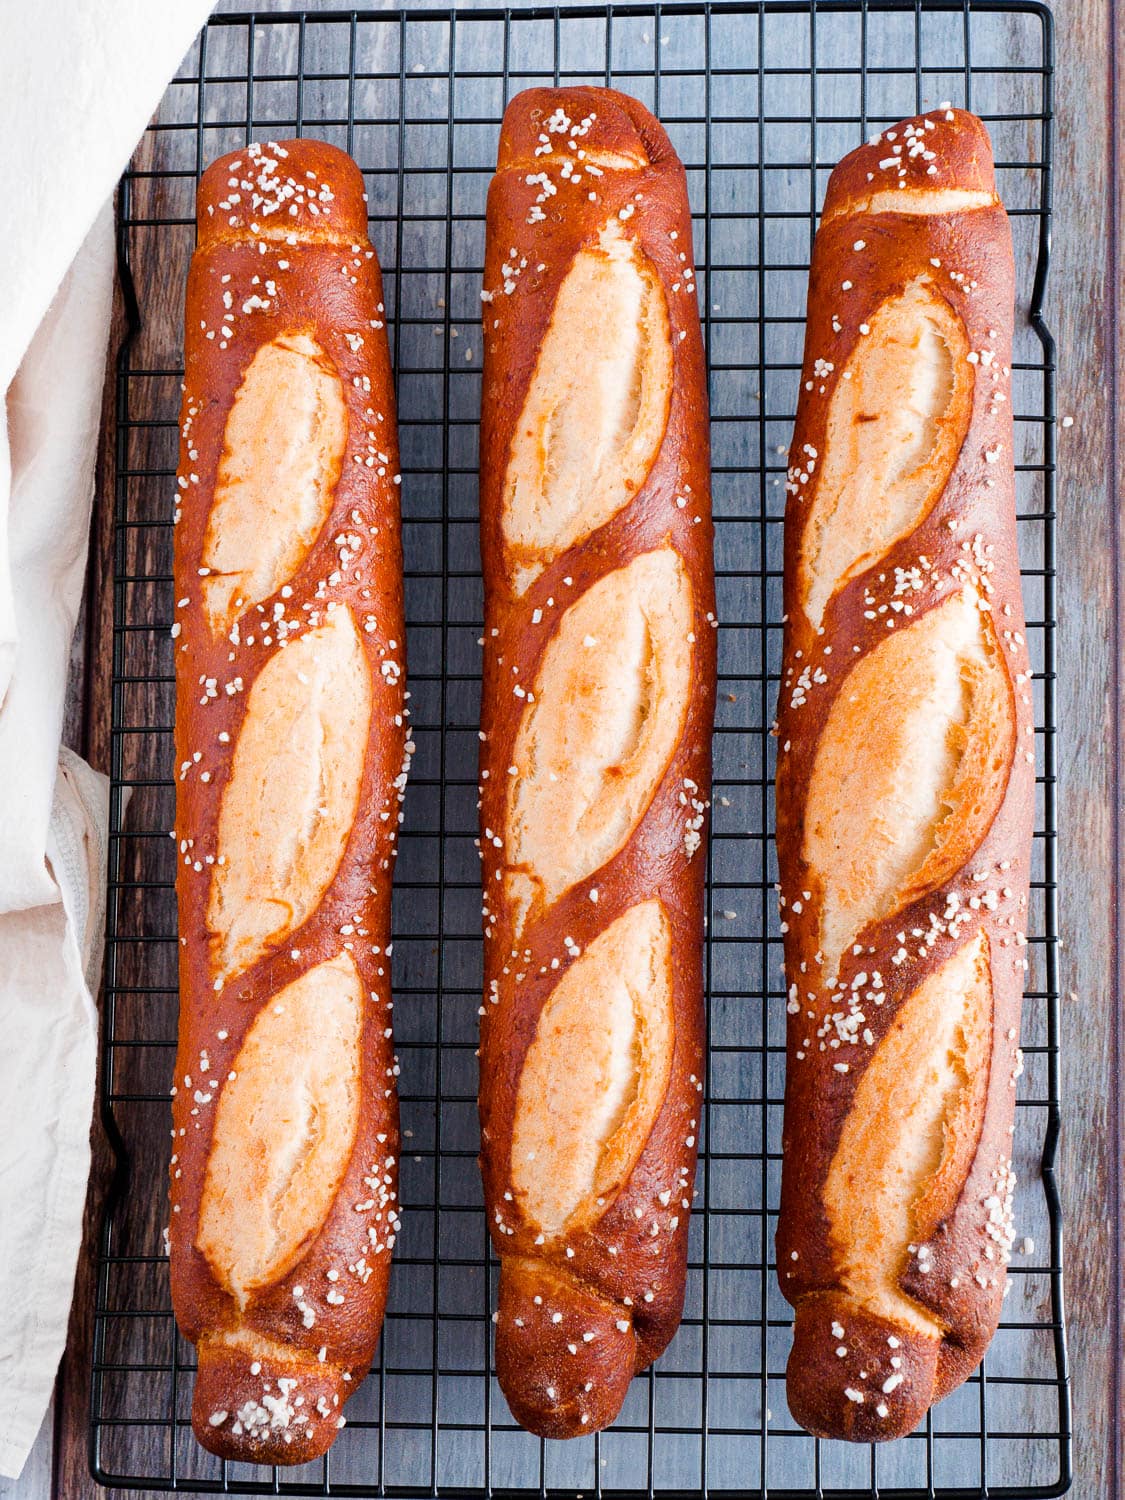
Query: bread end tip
195,137,368,248
494,1257,640,1438
191,1336,349,1465
786,1294,940,1444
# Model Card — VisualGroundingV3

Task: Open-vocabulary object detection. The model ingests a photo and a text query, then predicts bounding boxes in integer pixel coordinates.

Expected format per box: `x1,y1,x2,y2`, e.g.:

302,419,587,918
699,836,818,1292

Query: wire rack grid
90,3,1067,1497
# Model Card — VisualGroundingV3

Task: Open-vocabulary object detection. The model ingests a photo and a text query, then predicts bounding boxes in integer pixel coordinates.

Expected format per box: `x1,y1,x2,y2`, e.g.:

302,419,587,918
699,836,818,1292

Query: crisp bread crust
820,106,1001,221
170,139,407,1465
774,109,1033,1443
477,87,717,1439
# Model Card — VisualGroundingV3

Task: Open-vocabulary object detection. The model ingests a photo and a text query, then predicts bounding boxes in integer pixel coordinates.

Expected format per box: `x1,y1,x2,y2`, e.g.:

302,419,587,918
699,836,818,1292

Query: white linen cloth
0,3,216,1477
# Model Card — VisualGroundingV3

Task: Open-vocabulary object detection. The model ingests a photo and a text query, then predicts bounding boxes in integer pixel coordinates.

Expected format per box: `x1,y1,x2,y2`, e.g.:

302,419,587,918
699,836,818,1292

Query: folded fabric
0,1,216,1477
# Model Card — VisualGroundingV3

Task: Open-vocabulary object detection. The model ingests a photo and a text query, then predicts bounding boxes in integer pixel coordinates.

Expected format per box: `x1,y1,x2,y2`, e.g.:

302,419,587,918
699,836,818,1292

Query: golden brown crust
171,139,408,1464
477,87,716,1439
819,106,1000,224
774,108,1032,1443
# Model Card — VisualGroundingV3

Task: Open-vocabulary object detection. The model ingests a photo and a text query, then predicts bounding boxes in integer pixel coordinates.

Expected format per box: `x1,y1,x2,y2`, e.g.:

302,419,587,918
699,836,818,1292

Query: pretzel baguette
476,87,716,1439
170,139,408,1464
774,109,1033,1442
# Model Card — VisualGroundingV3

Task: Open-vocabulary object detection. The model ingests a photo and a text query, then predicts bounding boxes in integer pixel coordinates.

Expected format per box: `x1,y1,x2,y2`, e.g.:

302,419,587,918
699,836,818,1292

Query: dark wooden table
1,1,1116,1496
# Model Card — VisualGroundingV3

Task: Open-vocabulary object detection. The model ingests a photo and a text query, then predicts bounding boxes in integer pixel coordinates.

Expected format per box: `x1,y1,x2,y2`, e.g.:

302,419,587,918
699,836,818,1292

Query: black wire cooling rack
90,3,1068,1496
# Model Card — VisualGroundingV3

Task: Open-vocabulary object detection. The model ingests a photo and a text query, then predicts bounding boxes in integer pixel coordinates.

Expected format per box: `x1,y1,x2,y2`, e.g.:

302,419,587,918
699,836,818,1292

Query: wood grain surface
13,2,1114,1498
